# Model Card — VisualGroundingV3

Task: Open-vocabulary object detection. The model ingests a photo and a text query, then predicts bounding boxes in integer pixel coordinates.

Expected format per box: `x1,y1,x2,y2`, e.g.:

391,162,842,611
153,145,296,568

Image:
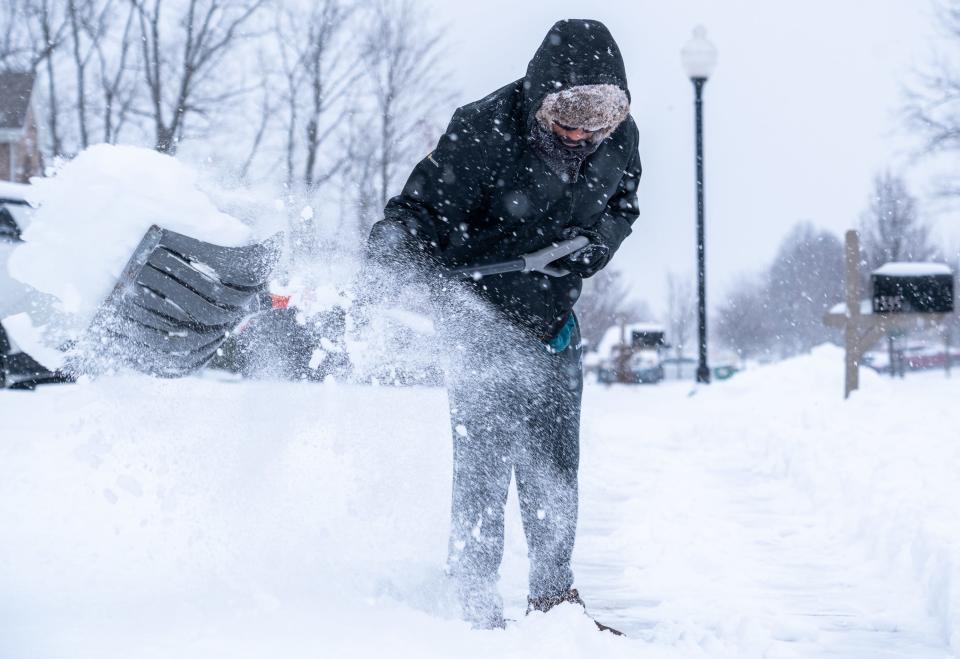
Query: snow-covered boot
463,603,506,631
456,579,507,631
526,588,624,636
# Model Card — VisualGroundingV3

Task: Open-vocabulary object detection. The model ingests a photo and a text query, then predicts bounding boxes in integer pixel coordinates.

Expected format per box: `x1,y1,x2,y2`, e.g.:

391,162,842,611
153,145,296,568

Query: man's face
550,122,598,147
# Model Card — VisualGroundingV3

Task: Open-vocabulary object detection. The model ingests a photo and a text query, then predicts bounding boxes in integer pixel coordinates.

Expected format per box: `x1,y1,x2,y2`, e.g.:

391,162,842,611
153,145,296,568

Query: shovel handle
521,236,590,276
449,236,590,279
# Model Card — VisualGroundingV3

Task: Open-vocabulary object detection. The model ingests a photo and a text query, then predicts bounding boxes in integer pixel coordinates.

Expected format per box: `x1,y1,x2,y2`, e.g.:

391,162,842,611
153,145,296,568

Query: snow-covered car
864,343,960,375
596,351,664,384
0,181,34,319
0,182,67,388
594,323,667,385
661,356,698,381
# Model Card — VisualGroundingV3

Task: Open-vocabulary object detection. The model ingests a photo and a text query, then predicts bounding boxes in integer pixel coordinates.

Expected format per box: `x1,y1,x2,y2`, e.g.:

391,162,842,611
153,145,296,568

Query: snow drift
2,346,959,657
7,144,253,327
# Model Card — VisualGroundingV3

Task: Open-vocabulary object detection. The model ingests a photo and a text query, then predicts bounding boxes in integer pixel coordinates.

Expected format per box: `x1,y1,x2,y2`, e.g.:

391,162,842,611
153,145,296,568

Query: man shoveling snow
366,18,640,632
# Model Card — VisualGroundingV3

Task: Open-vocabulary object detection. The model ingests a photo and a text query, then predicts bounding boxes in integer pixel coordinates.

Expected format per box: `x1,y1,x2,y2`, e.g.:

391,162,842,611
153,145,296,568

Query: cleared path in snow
570,382,951,657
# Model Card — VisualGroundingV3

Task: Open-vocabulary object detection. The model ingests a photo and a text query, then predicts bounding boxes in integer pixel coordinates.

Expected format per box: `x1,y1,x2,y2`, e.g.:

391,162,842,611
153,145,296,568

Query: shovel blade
78,225,281,377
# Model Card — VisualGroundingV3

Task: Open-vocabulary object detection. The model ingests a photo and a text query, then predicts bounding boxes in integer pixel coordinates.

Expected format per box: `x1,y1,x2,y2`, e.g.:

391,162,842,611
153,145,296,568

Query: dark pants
444,317,583,626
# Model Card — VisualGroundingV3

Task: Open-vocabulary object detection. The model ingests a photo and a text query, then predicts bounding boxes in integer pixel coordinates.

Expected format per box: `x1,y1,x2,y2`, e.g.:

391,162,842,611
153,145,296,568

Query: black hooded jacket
372,19,642,340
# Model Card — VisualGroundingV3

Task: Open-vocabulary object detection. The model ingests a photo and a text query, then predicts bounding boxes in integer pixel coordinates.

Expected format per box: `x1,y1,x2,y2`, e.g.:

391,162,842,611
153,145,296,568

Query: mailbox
630,328,666,349
871,262,954,314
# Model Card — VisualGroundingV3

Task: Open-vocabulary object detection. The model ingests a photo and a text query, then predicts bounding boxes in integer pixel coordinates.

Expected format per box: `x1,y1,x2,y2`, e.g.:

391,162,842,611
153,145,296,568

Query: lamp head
681,25,718,80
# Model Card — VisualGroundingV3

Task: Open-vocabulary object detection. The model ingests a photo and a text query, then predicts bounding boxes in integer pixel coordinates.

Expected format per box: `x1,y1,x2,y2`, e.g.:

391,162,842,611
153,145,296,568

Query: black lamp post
682,26,717,385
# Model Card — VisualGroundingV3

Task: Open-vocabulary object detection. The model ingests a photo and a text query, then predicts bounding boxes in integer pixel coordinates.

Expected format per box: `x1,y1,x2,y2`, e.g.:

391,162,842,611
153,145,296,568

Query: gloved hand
558,227,611,277
366,219,421,268
354,218,439,334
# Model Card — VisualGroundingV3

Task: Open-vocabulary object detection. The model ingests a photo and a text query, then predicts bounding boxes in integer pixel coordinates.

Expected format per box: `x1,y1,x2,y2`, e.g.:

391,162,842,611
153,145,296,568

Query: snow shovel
447,235,590,279
77,225,281,378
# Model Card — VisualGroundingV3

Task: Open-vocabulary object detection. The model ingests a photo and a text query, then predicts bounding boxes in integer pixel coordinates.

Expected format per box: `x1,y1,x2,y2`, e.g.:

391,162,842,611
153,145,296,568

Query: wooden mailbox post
823,230,953,399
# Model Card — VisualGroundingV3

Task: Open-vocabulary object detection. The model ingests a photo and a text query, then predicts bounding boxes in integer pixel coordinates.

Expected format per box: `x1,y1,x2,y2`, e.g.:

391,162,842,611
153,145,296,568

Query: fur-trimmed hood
535,84,630,142
523,19,631,139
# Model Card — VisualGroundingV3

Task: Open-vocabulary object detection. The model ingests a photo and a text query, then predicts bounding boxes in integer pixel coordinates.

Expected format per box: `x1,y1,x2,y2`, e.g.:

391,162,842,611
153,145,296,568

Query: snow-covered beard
528,118,599,183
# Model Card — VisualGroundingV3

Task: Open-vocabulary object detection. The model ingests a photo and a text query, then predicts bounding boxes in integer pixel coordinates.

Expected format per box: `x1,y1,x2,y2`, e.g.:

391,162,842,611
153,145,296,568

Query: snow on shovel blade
76,225,281,378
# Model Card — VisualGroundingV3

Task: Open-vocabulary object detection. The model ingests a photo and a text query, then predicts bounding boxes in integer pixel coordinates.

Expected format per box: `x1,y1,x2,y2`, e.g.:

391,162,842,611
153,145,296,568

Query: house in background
0,71,42,183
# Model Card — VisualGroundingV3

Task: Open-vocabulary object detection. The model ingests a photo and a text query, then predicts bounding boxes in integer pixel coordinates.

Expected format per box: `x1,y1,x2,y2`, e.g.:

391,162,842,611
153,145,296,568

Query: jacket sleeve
367,109,491,268
589,126,642,267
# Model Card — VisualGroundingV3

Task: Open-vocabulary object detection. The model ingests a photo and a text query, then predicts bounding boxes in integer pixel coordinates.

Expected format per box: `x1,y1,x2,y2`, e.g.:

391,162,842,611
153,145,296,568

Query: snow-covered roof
872,262,953,277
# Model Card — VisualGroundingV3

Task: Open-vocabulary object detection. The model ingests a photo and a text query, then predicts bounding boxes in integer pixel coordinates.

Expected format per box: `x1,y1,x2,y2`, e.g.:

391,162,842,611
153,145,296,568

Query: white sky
419,0,957,314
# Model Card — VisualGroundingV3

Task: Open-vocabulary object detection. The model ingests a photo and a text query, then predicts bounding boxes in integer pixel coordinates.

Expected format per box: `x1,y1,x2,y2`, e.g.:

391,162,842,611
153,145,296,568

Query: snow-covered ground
1,346,959,658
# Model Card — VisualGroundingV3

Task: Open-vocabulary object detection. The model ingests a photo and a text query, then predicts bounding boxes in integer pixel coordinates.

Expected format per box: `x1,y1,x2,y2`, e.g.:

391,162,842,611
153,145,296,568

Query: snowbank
2,345,959,656
0,379,654,659
8,144,253,325
695,346,960,649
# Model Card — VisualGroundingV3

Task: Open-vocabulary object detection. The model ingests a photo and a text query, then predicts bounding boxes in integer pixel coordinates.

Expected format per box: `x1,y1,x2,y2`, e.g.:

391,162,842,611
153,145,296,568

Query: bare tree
859,171,937,272
361,0,452,209
717,222,844,361
0,2,19,66
67,0,114,149
130,0,266,154
300,0,355,189
0,1,33,68
340,107,383,242
4,0,455,195
765,222,845,357
905,1,960,197
238,57,276,181
275,13,305,187
715,276,774,363
273,0,356,189
23,0,70,156
67,0,90,147
94,0,139,143
665,271,696,376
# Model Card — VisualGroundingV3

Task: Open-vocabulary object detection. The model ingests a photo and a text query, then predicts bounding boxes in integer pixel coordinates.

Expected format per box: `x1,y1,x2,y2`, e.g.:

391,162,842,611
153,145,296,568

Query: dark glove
558,227,611,277
357,218,443,328
366,219,421,267
354,220,416,319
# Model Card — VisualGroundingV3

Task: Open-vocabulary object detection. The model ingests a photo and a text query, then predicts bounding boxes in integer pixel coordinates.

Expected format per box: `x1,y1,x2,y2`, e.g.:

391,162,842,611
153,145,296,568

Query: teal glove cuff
545,313,577,354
